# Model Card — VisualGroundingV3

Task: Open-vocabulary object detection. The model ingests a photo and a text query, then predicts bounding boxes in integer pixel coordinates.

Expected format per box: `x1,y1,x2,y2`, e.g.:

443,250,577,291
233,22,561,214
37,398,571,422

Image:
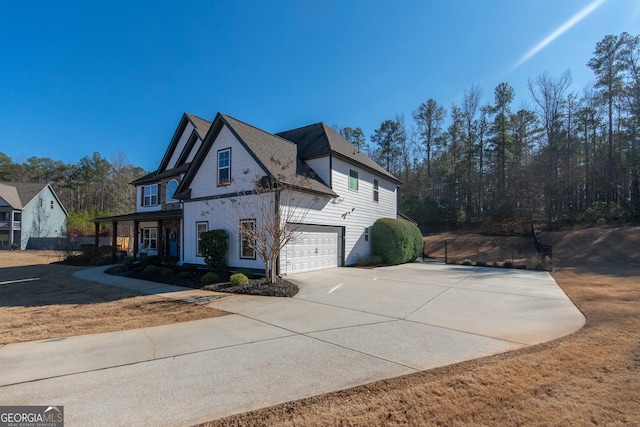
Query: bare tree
413,99,445,179
223,174,322,283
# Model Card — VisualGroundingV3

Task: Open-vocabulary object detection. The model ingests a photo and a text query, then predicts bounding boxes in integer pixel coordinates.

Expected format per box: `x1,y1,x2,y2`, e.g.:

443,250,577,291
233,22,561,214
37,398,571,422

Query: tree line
2,32,637,235
0,151,145,233
337,32,640,230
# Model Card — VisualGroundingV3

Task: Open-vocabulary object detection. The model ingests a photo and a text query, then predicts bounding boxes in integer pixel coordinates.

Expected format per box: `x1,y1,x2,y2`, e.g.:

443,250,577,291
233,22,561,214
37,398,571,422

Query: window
349,169,359,191
364,227,370,242
373,179,380,202
142,228,157,250
50,200,54,209
196,222,208,257
218,148,231,186
240,219,256,259
143,184,158,206
166,179,179,203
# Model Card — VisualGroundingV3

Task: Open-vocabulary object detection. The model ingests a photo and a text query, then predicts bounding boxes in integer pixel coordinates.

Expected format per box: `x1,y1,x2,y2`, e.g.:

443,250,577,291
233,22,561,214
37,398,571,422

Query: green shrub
201,272,220,285
179,271,194,279
79,244,95,259
368,255,383,265
230,273,249,286
122,256,134,267
237,268,254,279
356,257,369,266
163,255,179,266
371,218,423,265
462,259,473,266
475,260,487,267
200,229,228,270
161,267,174,277
502,261,514,268
142,265,161,276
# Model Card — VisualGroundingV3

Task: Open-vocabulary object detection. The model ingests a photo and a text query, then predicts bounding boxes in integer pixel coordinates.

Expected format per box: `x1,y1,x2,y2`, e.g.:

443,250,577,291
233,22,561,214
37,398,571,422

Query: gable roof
0,182,68,214
149,113,213,181
276,123,401,184
175,113,337,199
186,113,213,140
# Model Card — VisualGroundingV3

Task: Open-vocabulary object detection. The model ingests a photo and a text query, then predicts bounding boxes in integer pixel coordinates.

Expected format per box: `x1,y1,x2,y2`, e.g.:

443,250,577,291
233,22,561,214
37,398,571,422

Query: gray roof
185,113,212,140
276,123,401,184
176,113,337,199
0,182,48,209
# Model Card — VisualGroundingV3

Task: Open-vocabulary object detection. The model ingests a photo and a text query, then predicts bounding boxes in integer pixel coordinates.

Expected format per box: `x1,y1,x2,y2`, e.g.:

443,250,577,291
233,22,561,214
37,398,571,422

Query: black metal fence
441,240,535,266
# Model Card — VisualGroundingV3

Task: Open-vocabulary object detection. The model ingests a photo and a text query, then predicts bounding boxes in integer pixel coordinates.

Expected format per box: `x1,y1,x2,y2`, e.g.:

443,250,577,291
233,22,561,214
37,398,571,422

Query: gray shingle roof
185,113,212,140
0,182,48,208
219,114,337,197
276,123,401,184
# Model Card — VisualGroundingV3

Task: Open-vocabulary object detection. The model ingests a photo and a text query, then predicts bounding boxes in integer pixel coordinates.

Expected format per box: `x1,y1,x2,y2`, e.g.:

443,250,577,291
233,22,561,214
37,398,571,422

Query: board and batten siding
182,124,271,267
166,121,196,170
189,125,266,199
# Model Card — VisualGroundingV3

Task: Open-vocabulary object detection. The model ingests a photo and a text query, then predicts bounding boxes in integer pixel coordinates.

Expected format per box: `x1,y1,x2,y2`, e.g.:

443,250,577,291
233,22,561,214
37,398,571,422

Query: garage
281,225,342,274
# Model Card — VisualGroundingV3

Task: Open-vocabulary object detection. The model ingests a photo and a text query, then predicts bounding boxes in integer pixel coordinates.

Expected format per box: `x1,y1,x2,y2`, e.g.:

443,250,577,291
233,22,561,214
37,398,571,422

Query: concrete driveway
0,261,584,426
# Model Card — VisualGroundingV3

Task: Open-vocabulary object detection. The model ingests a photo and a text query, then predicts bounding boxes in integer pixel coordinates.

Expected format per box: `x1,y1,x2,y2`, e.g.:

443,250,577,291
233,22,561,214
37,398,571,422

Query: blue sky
1,0,638,172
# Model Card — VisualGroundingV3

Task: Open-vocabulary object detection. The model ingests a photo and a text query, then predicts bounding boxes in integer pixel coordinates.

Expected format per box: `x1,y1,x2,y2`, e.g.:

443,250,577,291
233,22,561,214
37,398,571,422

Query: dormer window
143,184,158,206
218,148,231,186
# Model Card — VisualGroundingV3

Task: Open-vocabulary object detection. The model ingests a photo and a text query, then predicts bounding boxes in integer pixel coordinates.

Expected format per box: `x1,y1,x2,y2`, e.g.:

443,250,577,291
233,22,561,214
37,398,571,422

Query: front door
167,227,179,258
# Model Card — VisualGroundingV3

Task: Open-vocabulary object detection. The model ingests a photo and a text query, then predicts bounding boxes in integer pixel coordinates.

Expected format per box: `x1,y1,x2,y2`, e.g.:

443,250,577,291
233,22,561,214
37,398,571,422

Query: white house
96,112,401,274
0,182,68,250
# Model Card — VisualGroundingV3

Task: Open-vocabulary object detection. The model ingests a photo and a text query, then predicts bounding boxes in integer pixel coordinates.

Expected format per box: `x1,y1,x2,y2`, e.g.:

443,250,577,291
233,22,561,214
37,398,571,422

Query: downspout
275,188,281,277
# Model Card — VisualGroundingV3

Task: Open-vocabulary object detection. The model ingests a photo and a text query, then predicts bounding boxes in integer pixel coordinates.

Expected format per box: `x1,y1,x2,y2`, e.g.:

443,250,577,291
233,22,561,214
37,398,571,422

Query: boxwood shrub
230,273,249,286
201,272,220,285
371,218,423,265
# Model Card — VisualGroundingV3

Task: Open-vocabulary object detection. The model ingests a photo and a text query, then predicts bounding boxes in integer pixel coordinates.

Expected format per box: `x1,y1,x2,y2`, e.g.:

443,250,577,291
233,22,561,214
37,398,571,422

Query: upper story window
50,200,54,209
143,184,158,206
373,179,379,202
349,169,359,191
166,179,179,203
218,148,231,186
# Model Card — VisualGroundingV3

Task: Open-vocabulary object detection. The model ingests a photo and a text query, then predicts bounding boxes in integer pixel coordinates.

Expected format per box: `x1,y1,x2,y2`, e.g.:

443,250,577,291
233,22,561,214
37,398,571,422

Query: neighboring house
0,182,68,250
96,112,401,274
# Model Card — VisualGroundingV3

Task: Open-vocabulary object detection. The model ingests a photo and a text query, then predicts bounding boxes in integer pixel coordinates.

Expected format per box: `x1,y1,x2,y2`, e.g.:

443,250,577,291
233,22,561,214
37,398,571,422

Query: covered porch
92,209,183,262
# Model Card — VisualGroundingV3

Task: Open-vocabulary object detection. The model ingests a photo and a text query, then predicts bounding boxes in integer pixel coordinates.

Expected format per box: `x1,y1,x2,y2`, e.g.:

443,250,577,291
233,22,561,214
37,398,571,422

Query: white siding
281,157,397,265
185,139,202,163
183,192,274,269
189,125,266,199
166,122,196,169
306,157,331,187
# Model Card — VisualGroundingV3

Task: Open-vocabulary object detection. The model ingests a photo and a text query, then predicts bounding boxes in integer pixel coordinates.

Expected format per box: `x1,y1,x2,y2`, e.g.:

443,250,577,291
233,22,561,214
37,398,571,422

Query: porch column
157,219,164,260
112,221,118,261
94,222,100,248
133,220,139,260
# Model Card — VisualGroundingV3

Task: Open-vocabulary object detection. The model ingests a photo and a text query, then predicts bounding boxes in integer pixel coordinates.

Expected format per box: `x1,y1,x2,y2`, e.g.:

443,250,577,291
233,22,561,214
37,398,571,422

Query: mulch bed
104,265,298,297
203,278,298,297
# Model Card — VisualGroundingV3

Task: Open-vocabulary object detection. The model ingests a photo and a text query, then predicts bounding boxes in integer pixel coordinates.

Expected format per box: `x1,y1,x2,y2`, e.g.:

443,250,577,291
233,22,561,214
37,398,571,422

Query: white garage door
282,225,341,274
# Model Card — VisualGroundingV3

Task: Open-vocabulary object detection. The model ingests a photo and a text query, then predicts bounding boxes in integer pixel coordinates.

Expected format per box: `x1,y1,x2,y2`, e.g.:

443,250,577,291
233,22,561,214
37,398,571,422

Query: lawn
0,251,228,346
199,226,640,426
